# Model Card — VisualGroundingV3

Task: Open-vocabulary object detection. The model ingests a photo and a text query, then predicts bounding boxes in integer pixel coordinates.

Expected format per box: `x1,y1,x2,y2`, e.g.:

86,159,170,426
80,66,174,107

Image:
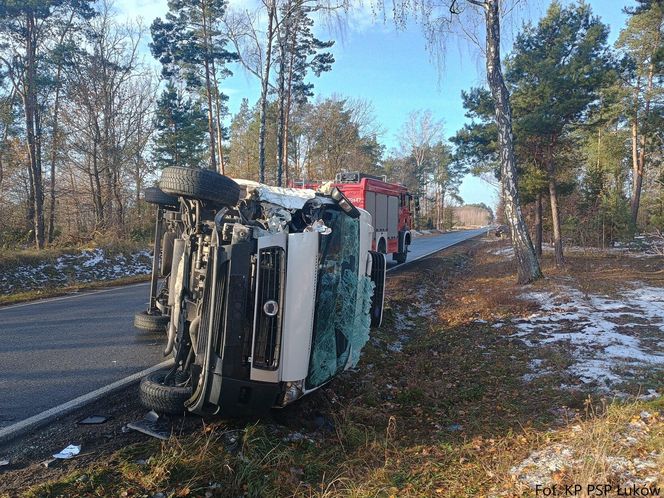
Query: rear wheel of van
139,370,191,415
134,310,169,333
159,166,240,207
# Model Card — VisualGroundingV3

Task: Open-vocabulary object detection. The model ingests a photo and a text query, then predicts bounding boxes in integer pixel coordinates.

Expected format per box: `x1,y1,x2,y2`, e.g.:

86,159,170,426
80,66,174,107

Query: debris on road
0,459,9,467
53,444,81,459
126,411,170,440
77,415,108,425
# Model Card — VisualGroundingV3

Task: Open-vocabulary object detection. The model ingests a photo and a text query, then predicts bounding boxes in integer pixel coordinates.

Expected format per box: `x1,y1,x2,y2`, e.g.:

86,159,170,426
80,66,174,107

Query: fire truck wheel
159,166,240,207
139,370,191,415
144,187,179,210
134,310,170,333
394,251,407,264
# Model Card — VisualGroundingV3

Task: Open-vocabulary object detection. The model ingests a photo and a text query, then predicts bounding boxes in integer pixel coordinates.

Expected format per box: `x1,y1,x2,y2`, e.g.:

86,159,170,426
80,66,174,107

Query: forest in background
0,0,661,260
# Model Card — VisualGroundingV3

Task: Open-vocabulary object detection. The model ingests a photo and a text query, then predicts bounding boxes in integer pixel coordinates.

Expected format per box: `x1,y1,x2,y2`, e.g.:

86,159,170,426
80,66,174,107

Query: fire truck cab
332,172,413,264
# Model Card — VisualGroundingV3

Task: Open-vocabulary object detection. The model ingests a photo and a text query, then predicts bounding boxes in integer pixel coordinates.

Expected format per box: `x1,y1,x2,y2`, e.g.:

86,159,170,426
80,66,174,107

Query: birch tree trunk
483,0,542,283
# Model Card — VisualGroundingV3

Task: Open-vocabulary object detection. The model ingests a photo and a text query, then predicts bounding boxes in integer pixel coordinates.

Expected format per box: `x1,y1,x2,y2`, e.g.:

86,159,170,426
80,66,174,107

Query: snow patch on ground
509,411,662,490
0,248,152,294
489,243,661,259
389,288,440,353
541,243,661,258
514,284,664,392
489,246,515,256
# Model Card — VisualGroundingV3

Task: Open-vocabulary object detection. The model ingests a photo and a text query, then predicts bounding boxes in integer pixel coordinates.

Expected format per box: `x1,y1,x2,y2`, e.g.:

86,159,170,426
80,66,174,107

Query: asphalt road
0,284,161,430
392,228,488,269
0,228,487,430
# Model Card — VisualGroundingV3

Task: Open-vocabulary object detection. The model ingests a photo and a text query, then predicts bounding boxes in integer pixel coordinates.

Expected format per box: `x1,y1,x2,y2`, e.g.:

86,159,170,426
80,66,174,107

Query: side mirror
330,187,360,218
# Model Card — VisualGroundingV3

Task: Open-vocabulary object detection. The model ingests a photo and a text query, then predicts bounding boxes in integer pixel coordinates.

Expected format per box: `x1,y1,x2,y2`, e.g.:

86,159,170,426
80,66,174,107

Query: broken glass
306,209,375,388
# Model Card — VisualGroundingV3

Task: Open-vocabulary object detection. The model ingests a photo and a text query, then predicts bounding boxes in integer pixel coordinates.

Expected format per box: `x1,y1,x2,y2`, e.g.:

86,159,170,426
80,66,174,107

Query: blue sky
118,0,634,207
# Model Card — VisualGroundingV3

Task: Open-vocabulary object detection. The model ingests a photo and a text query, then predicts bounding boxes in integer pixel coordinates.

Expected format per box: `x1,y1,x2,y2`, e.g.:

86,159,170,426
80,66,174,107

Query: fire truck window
306,210,375,389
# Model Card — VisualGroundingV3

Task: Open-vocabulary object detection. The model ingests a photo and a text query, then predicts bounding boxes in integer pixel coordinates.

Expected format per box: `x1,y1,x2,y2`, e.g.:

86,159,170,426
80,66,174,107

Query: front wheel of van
139,370,192,415
134,311,169,333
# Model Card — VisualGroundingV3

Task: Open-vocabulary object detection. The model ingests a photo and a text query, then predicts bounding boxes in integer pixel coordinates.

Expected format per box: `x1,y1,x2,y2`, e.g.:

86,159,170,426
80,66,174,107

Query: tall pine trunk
200,0,217,173
484,0,542,283
534,192,543,257
630,57,656,226
546,157,564,266
259,2,276,184
210,59,226,174
47,66,63,243
24,14,45,249
276,48,285,186
47,12,74,243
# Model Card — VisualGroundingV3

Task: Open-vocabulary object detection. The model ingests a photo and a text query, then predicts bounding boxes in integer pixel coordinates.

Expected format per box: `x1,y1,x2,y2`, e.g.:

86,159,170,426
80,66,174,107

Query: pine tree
150,0,237,173
506,1,613,266
274,0,334,185
153,83,208,169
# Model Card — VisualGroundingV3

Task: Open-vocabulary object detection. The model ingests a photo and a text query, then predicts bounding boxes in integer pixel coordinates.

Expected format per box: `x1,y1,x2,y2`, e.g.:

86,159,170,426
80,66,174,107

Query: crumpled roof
235,179,317,210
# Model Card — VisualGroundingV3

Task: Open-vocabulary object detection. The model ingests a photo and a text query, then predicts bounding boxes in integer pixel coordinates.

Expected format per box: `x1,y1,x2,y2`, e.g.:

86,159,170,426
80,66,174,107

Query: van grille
253,247,285,370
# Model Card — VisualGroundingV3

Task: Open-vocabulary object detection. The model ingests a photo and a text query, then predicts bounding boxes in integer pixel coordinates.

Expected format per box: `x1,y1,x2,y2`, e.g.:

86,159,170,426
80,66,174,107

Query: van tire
144,187,179,210
159,166,240,207
134,311,169,333
139,370,191,415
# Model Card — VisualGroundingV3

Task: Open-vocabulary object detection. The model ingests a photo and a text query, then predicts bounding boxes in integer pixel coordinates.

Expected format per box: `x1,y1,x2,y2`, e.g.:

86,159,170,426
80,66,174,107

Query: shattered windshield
306,208,374,389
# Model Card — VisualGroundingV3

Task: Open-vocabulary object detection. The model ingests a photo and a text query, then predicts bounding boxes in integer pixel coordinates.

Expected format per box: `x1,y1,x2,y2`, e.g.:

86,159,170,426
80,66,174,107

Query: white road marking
0,358,174,445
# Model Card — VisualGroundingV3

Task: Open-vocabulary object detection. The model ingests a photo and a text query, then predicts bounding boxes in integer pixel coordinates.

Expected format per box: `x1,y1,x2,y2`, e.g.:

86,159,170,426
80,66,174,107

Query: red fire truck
296,172,414,263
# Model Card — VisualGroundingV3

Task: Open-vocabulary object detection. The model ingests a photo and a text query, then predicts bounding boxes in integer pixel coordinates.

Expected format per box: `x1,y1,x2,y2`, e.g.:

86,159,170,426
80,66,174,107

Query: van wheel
139,370,192,415
377,238,387,254
159,166,240,207
144,187,179,210
134,311,169,333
